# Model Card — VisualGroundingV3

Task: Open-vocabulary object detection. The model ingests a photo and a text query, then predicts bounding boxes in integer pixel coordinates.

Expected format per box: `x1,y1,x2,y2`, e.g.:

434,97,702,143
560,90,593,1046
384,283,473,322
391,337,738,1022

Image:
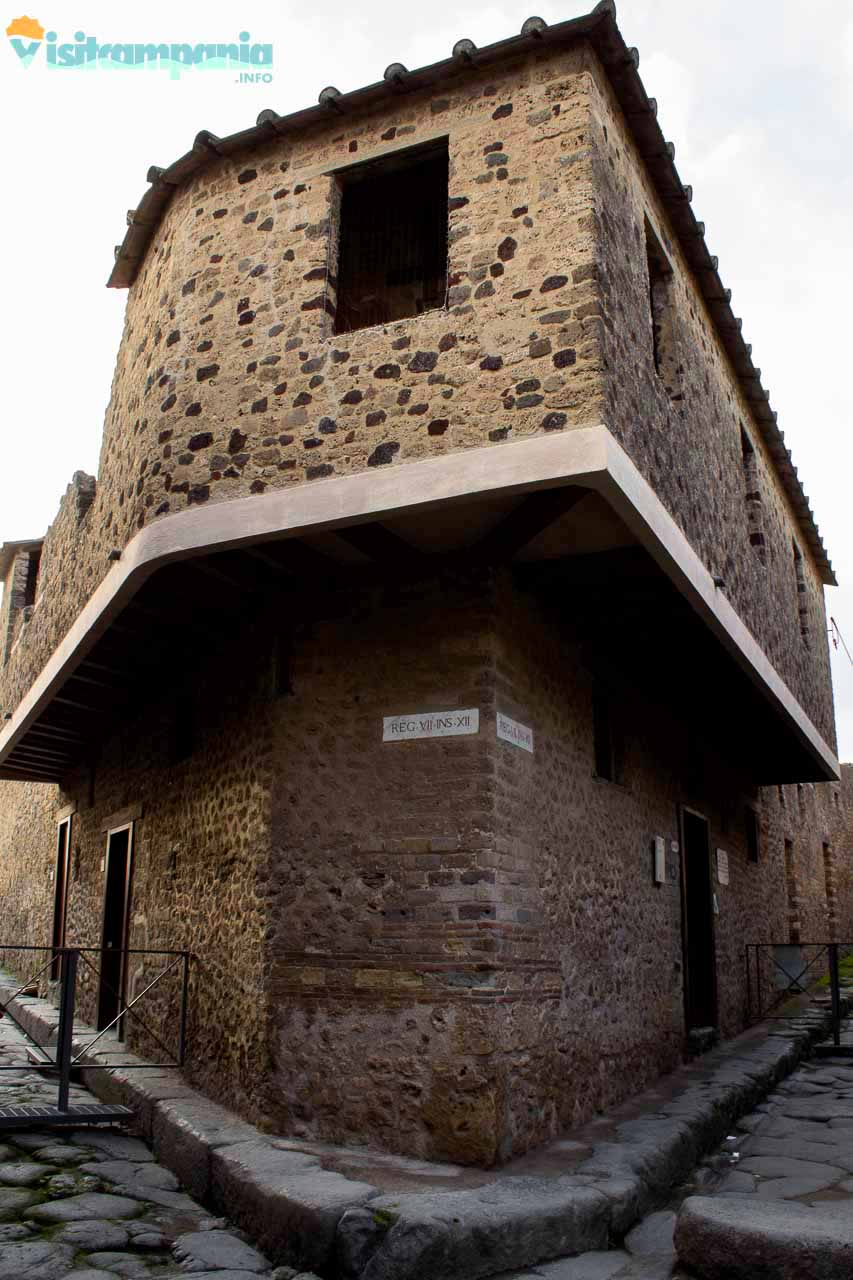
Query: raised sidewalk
0,975,837,1279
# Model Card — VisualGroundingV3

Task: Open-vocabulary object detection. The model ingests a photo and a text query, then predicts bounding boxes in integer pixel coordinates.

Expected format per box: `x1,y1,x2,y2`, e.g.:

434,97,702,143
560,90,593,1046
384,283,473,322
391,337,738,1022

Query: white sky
1,0,851,757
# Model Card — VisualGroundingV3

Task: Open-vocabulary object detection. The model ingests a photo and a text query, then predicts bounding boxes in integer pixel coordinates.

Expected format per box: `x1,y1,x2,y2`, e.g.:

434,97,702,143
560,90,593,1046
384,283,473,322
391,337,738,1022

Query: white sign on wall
496,712,534,754
383,709,479,742
716,848,730,886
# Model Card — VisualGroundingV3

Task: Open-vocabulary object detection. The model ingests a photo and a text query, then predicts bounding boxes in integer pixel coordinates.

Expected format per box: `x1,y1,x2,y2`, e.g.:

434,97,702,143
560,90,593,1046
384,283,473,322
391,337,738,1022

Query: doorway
97,824,134,1033
50,818,72,981
680,808,718,1031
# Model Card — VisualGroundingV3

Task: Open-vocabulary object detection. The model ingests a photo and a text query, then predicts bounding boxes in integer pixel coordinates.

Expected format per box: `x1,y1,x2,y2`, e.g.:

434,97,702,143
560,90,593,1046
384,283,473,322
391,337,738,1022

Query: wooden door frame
50,816,72,980
678,804,719,1031
98,820,135,1034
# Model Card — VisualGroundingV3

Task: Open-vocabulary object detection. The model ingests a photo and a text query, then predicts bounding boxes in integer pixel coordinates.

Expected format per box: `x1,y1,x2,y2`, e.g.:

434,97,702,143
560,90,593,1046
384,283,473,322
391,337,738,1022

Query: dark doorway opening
680,808,718,1031
97,824,134,1033
50,818,72,981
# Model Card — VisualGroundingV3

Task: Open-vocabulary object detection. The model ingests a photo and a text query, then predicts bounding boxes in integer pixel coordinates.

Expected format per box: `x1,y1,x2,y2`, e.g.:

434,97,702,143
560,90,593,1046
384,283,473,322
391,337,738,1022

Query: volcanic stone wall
0,614,276,1122
583,51,835,747
486,573,805,1156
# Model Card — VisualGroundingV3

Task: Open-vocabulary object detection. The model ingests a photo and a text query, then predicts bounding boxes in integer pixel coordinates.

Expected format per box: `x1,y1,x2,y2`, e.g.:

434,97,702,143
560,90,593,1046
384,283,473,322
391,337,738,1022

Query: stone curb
674,1193,853,1280
0,982,836,1280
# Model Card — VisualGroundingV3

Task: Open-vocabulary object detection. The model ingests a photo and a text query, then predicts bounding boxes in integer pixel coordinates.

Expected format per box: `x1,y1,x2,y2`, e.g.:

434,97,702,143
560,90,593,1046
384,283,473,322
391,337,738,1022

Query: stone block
210,1140,376,1270
675,1193,853,1279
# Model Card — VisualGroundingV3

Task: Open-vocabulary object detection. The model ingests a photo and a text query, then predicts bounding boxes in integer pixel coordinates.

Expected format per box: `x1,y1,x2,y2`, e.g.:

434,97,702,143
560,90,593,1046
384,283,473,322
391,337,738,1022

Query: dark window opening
274,629,293,698
333,141,449,335
645,218,679,396
823,842,837,940
784,838,800,944
744,806,760,863
50,818,72,981
792,542,810,646
593,690,623,783
171,694,194,763
740,429,766,564
23,548,41,607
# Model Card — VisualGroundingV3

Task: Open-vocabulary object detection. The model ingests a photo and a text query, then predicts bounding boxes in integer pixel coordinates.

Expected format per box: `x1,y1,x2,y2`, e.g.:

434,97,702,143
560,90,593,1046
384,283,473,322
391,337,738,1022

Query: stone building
0,3,849,1166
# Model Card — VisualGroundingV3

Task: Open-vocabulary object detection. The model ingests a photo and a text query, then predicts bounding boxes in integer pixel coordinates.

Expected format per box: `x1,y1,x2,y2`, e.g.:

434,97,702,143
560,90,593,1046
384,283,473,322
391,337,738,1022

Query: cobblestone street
499,1024,853,1279
0,1015,308,1280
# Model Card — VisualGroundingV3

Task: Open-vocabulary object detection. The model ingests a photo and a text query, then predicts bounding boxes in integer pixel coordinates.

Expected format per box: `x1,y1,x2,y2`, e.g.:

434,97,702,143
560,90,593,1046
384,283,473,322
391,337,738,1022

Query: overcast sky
1,0,851,757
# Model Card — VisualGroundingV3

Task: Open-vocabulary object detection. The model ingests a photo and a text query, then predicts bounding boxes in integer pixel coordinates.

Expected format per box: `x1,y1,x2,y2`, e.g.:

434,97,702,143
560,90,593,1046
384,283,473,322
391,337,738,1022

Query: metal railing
746,941,852,1049
0,944,191,1116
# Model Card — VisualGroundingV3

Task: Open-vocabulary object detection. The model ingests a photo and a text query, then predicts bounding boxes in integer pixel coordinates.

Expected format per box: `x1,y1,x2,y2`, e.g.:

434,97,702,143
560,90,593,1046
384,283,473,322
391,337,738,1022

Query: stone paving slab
0,1016,312,1280
0,975,838,1279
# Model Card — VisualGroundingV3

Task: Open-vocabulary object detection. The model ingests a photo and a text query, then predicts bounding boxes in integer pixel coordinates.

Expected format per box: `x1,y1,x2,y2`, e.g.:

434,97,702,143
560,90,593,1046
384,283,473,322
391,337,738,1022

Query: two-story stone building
0,2,848,1166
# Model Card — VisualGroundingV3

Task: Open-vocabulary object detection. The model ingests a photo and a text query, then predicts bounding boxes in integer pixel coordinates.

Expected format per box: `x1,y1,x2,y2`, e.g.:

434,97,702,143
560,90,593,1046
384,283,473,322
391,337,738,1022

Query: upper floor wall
582,52,836,747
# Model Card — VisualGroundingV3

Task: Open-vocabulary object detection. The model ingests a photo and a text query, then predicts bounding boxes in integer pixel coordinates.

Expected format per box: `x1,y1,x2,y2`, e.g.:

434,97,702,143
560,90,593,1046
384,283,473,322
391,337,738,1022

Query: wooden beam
1,763,61,781
27,725,86,743
53,696,109,714
10,745,71,763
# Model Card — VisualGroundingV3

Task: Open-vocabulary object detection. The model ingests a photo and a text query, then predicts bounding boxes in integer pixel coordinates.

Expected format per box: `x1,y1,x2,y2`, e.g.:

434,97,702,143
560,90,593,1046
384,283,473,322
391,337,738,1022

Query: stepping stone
676,1193,853,1279
0,1239,73,1280
624,1211,676,1258
56,1219,130,1251
0,1162,54,1186
0,1186,38,1219
26,1191,143,1223
174,1229,270,1273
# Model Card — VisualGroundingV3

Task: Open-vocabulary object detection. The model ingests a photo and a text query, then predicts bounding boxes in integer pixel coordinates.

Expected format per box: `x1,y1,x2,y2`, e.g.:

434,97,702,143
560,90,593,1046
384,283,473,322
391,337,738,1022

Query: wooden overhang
0,427,839,788
106,1,835,588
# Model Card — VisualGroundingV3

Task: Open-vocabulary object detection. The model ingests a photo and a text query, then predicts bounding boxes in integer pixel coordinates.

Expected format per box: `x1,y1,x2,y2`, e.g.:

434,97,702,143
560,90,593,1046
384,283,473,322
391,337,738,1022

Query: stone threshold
0,977,838,1280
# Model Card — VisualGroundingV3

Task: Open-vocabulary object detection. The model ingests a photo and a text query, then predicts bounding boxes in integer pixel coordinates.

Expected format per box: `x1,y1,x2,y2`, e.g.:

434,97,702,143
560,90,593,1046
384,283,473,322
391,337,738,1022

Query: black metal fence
746,941,852,1049
0,944,191,1125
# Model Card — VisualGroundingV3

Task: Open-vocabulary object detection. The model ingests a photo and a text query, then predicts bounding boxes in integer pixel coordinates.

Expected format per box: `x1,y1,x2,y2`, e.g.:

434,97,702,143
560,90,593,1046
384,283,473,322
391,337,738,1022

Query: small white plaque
496,712,534,754
716,848,729,886
383,708,479,742
653,836,666,884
